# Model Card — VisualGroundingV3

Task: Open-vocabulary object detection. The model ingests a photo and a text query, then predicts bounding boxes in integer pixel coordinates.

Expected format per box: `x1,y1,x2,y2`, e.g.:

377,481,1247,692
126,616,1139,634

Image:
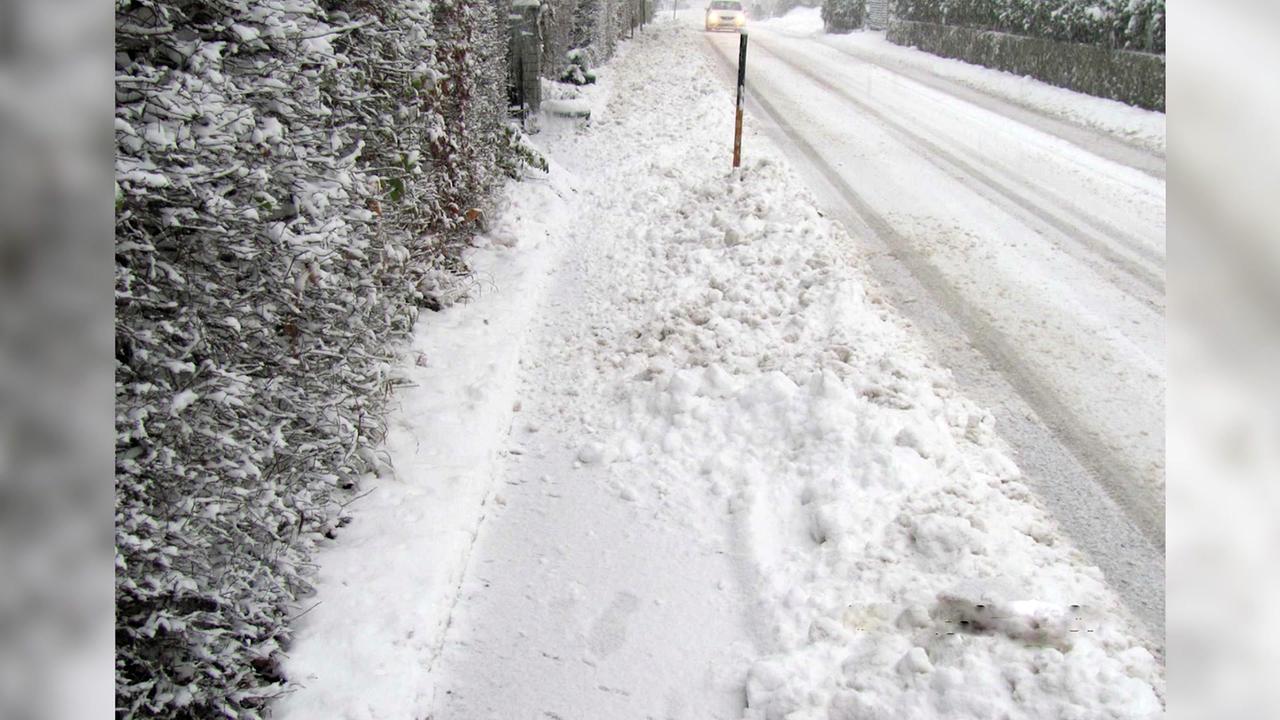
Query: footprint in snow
587,591,639,659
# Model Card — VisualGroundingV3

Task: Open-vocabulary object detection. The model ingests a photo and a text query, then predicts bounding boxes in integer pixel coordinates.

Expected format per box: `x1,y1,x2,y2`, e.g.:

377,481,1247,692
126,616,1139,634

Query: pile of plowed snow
559,24,1164,719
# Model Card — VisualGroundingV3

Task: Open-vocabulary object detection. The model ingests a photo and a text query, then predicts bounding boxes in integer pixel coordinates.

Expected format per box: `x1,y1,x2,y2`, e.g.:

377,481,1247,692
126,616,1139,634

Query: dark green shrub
560,48,599,85
823,0,867,31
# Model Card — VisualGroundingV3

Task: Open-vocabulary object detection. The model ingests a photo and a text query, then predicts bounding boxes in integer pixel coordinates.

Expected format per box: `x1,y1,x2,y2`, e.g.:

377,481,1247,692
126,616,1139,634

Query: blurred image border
0,0,114,718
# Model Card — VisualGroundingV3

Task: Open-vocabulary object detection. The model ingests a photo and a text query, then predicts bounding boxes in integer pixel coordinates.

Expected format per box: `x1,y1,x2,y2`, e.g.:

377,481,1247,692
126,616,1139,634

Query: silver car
705,0,747,32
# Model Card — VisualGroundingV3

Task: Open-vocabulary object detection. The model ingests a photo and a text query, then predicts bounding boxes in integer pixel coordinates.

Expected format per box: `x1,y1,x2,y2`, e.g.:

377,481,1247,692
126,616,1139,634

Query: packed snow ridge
280,20,1163,720
584,147,1160,720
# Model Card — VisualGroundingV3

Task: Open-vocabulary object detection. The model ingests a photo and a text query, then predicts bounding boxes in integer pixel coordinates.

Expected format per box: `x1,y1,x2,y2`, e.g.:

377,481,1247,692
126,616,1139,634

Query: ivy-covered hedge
823,0,867,31
890,0,1164,54
114,0,519,716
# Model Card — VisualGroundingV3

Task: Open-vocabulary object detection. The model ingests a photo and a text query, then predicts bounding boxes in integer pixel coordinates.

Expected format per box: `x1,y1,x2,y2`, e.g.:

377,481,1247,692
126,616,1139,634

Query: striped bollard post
732,33,748,169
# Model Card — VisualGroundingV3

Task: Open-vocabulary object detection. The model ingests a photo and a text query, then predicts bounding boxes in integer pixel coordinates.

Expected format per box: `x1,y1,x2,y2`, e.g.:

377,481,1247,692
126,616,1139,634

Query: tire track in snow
767,34,1165,265
806,35,1167,181
746,36,1165,311
703,34,1165,642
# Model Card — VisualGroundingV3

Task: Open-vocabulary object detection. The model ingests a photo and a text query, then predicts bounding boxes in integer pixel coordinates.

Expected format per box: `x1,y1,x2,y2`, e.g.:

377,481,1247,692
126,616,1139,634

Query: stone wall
886,19,1165,111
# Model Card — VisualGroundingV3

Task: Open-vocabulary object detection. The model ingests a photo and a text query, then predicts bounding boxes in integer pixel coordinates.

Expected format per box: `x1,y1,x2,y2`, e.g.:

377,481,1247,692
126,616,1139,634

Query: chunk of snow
896,647,934,675
170,390,199,415
576,441,614,465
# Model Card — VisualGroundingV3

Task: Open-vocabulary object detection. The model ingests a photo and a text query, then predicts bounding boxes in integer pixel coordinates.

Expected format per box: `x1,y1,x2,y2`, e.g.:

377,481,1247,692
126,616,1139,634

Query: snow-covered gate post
732,33,748,168
509,0,542,119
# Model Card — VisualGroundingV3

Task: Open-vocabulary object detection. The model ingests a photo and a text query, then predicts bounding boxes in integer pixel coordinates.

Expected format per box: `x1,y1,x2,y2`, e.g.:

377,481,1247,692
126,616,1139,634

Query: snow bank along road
704,13,1166,641
275,19,1164,720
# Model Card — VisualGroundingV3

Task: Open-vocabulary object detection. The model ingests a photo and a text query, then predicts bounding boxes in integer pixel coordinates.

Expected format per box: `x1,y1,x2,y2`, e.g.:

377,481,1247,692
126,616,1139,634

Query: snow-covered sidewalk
275,21,1163,720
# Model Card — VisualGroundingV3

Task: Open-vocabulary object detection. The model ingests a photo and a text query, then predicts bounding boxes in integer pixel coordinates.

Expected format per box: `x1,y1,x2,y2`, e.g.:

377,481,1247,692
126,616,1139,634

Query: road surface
704,19,1165,643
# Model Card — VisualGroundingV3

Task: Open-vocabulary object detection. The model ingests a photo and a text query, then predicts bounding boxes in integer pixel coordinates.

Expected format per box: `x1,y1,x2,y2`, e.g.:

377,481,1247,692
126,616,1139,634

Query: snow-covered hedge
890,0,1164,54
547,0,655,76
114,0,518,717
886,14,1164,109
770,0,821,18
823,0,867,31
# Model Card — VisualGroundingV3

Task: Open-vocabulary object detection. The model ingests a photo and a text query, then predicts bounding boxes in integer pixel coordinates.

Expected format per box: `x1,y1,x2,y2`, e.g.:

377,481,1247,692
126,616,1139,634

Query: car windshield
710,1,742,10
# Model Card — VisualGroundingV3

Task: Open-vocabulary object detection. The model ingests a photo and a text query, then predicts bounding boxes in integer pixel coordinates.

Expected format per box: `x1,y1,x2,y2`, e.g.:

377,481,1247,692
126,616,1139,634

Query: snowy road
704,15,1165,637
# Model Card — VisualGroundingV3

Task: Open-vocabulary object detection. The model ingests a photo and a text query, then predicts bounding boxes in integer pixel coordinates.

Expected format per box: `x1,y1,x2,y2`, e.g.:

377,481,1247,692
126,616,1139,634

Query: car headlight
734,15,745,25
